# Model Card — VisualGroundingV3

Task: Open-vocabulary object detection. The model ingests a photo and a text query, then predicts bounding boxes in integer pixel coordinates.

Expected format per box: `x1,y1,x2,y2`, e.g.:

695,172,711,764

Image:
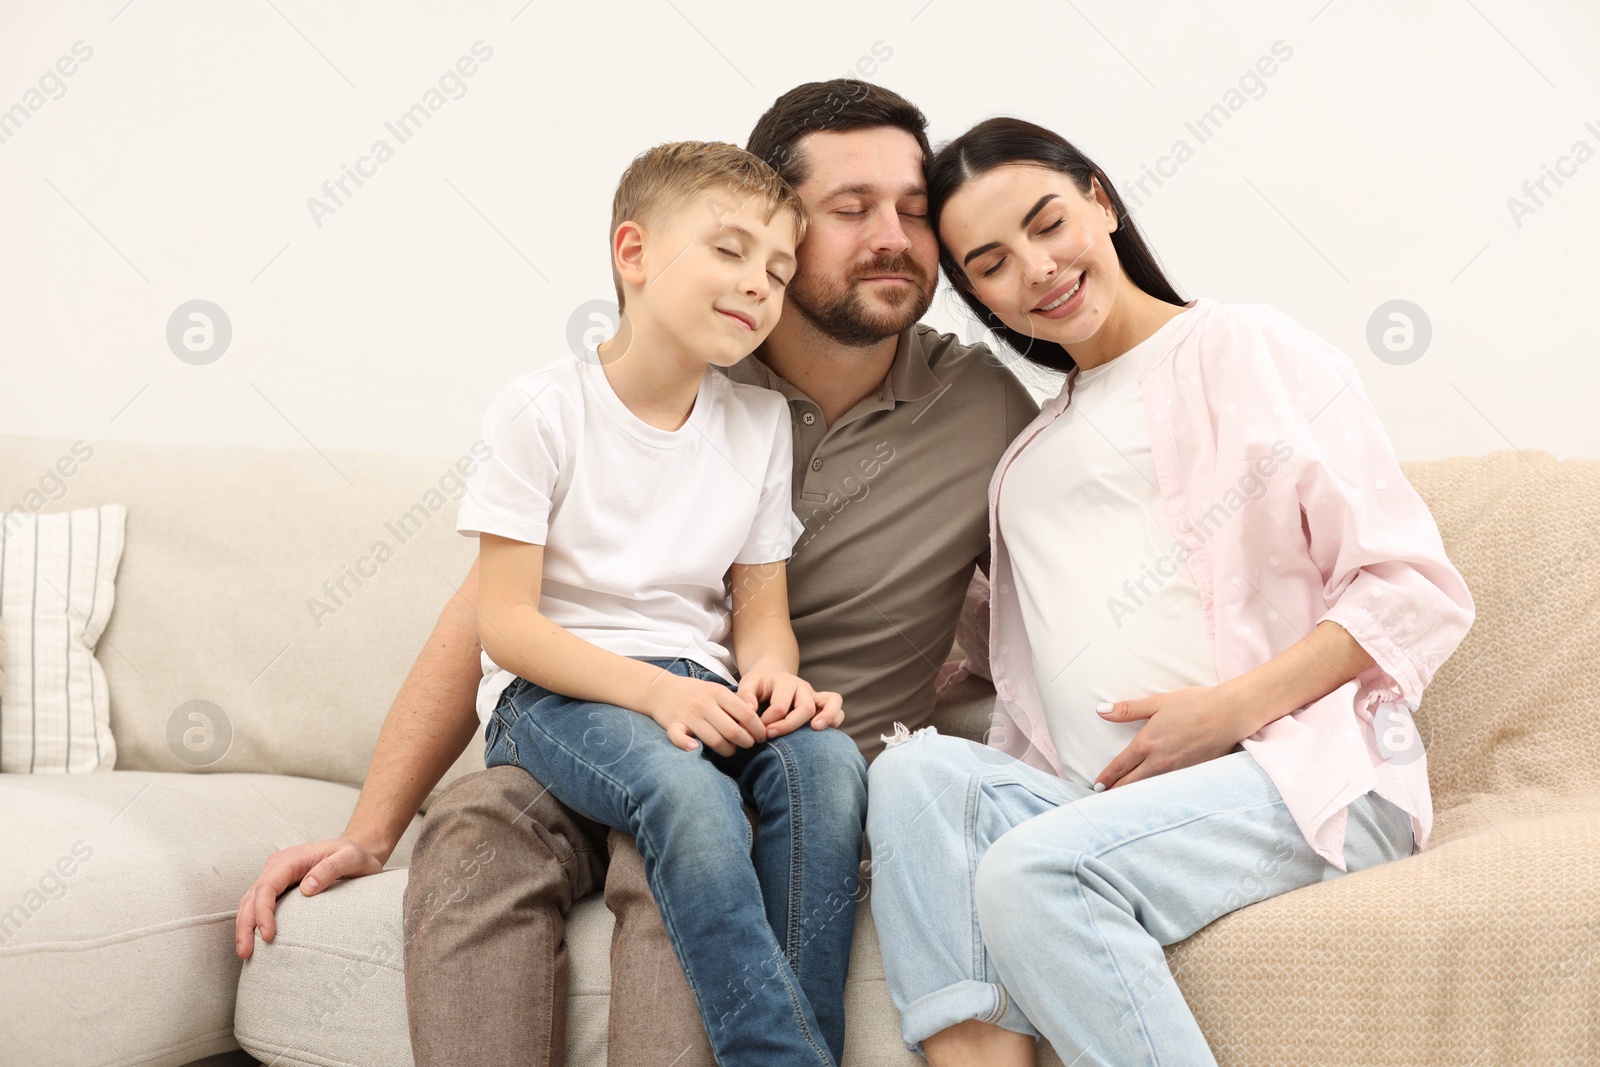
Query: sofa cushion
235,864,1085,1067
1167,793,1600,1066
0,503,126,773
0,435,485,805
1401,451,1600,816
238,795,1600,1067
233,681,1067,1067
0,771,420,1067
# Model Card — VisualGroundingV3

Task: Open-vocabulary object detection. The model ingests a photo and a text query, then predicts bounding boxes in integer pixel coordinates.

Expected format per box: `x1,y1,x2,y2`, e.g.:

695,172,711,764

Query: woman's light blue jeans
485,657,868,1067
864,727,1415,1066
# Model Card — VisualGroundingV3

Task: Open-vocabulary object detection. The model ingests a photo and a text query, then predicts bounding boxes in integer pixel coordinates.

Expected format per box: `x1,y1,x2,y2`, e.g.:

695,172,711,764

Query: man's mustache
848,253,931,287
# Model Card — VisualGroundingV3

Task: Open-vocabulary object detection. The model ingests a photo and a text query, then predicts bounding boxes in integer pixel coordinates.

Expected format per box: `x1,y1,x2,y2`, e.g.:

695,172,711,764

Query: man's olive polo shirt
720,325,1039,762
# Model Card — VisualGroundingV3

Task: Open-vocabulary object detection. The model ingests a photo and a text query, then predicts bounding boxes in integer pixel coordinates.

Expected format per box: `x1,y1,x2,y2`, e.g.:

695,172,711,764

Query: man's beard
787,252,936,348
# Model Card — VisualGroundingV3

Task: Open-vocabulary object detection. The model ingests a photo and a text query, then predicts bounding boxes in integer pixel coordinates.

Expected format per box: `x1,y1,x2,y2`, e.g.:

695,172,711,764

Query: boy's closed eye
715,247,792,289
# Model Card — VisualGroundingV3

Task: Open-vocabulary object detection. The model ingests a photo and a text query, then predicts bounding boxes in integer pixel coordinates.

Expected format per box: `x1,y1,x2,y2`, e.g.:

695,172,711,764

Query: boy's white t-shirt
456,356,803,723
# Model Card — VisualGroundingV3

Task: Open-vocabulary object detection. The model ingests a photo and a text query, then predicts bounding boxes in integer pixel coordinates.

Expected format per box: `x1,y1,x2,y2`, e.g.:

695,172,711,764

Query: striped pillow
0,504,126,772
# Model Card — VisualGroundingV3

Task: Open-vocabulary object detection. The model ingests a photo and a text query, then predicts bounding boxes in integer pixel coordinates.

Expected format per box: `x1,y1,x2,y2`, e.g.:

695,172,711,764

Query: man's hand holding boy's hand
737,663,845,739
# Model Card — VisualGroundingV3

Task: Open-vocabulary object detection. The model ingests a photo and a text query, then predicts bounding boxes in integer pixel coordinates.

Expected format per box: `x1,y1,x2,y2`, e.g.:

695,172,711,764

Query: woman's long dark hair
927,117,1184,373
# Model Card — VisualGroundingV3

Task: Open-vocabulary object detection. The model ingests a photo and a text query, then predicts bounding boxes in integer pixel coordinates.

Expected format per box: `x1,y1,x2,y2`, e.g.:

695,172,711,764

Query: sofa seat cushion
234,667,1600,1067
1166,792,1600,1066
236,869,473,1067
234,862,1085,1067
239,797,1600,1067
234,677,1024,1067
0,770,420,1067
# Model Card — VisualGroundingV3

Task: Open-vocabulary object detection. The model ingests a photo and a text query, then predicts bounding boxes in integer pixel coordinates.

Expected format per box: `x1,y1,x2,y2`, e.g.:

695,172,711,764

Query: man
234,80,1039,1066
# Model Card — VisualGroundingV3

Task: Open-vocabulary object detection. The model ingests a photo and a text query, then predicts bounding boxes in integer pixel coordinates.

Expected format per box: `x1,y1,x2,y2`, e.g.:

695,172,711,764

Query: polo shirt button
811,458,822,471
802,412,816,425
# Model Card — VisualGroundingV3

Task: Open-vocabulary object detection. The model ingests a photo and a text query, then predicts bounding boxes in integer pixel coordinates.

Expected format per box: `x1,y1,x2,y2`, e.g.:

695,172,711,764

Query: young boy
455,142,867,1067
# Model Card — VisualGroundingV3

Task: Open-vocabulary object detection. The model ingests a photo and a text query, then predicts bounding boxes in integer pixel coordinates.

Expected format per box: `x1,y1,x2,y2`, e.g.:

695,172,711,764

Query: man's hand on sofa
234,558,486,961
235,836,387,959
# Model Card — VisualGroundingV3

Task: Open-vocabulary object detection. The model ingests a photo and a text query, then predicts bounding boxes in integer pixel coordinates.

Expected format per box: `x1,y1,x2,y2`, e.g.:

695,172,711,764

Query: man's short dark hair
746,80,933,190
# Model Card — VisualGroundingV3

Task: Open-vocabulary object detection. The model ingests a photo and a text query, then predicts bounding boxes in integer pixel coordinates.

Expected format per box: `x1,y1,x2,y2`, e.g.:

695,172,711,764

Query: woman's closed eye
980,218,1065,277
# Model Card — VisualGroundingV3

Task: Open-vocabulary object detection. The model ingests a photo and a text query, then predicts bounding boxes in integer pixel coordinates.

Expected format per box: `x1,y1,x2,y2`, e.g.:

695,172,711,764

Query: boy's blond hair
609,141,807,310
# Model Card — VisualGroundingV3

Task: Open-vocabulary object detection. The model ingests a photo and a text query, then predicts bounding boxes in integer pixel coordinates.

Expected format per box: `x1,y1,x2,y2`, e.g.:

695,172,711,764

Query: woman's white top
997,311,1220,788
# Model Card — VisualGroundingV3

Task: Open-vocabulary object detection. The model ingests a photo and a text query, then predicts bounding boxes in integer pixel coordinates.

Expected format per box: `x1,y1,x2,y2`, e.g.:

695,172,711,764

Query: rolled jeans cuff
899,978,1040,1055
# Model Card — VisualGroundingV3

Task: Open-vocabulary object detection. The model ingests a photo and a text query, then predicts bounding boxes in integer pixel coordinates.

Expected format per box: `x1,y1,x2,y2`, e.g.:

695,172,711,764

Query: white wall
2,0,1596,461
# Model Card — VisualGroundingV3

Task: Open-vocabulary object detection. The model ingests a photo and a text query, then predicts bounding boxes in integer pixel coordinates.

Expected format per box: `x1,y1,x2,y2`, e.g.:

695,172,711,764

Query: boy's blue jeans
484,656,868,1067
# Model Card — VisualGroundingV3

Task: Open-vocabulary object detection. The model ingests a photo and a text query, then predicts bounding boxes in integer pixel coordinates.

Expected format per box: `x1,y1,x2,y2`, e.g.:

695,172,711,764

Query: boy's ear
614,220,648,291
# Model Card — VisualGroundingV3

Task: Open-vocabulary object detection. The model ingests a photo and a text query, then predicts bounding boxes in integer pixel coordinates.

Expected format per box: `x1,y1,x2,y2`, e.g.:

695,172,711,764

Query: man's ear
614,220,648,290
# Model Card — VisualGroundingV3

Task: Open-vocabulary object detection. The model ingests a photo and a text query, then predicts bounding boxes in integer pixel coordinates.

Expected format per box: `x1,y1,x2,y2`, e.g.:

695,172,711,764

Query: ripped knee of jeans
880,721,940,749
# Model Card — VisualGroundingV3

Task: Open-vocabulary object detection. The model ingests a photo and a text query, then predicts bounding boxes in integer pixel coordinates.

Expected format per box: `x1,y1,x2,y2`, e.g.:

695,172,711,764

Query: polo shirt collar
727,326,942,406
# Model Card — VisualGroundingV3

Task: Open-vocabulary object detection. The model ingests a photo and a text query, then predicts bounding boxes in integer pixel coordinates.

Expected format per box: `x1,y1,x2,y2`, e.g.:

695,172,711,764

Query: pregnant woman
866,117,1475,1067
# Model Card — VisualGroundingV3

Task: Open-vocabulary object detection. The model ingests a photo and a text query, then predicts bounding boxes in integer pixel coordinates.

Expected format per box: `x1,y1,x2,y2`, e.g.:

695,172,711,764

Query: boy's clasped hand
645,662,844,757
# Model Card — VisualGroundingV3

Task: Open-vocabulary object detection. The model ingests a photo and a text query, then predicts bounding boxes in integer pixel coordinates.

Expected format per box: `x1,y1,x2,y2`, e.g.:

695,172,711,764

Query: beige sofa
2,433,1596,1066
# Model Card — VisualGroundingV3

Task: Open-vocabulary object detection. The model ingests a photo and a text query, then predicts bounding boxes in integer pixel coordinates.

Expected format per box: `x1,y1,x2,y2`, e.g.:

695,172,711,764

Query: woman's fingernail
1095,702,1114,715
1093,782,1107,792
303,876,318,891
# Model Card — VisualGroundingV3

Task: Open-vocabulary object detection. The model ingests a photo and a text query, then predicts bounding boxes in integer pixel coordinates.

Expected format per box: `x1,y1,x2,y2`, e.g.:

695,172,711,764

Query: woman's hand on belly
1091,620,1380,789
1091,686,1250,790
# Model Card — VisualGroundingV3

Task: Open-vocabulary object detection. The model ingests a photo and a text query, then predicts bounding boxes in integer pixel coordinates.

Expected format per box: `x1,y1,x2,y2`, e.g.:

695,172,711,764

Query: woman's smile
1032,271,1086,317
